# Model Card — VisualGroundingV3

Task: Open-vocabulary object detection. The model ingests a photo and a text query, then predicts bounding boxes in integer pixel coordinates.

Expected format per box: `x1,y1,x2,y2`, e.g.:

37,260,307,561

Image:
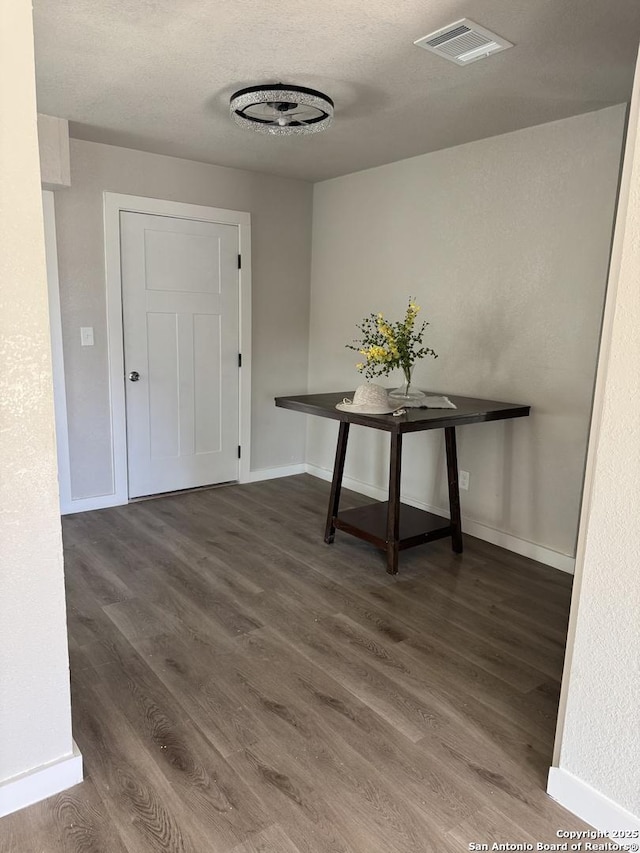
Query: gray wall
308,105,626,563
54,139,313,499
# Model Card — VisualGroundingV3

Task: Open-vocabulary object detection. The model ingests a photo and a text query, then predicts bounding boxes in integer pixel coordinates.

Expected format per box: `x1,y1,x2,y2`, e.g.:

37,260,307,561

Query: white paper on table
402,396,457,409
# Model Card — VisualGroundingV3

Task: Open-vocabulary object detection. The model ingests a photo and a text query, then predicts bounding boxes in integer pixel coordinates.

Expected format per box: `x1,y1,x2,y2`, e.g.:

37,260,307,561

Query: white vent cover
414,18,513,65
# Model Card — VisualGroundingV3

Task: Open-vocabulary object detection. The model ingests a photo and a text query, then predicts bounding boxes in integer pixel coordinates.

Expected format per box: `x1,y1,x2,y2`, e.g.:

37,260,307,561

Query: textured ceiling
33,0,640,182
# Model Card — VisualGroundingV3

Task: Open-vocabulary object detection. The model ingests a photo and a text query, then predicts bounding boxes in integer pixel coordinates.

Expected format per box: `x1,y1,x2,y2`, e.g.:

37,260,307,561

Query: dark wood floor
1,475,591,852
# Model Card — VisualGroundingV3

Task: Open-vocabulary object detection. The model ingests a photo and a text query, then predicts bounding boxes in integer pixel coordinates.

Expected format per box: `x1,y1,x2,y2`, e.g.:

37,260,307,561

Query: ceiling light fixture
229,83,334,136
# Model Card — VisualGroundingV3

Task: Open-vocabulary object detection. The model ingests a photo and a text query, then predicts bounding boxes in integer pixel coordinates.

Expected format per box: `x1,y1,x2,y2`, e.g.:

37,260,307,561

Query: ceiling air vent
414,19,513,65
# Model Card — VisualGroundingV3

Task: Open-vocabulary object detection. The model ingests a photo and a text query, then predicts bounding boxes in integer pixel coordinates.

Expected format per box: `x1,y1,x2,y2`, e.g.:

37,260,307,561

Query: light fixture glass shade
230,83,334,136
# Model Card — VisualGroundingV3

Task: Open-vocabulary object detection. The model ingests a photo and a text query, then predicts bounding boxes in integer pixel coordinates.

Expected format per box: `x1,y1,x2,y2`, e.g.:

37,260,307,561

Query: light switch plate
80,326,94,347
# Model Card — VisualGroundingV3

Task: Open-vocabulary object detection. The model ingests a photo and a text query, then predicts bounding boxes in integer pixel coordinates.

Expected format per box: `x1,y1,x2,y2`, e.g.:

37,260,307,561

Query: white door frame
43,190,74,512
104,193,252,506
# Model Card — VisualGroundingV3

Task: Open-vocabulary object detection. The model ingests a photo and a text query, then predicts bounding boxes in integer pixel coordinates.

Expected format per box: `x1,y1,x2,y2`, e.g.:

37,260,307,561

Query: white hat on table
336,383,397,415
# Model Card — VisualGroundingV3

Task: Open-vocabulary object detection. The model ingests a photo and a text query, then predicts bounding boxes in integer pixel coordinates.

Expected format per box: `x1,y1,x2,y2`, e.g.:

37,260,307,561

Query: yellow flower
405,302,420,331
367,345,391,363
356,362,365,371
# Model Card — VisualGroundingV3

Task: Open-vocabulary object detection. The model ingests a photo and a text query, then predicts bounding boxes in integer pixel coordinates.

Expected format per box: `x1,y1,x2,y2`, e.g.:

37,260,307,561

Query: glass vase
389,365,426,403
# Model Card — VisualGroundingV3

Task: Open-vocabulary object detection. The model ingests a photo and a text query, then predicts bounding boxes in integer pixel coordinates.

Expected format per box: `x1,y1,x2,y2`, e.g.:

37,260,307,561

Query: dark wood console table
275,392,530,574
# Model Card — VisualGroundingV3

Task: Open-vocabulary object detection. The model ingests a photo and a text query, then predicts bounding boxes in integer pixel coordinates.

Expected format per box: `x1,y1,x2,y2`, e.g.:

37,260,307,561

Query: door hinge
238,353,242,368
237,254,242,270
238,445,242,459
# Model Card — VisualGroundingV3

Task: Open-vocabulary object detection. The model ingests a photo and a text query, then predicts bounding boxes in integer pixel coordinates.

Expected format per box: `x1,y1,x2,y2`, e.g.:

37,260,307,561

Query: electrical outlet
459,470,470,491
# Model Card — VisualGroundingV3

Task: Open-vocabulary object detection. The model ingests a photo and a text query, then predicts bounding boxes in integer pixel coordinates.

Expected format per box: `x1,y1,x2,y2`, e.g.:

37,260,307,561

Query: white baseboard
305,463,575,574
306,464,394,503
548,767,640,847
243,463,307,483
60,465,575,574
0,741,83,818
462,515,575,574
61,464,309,514
61,493,127,515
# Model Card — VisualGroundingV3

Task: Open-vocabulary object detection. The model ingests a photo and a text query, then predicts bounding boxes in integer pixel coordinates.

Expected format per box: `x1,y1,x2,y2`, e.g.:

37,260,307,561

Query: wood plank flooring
0,474,593,852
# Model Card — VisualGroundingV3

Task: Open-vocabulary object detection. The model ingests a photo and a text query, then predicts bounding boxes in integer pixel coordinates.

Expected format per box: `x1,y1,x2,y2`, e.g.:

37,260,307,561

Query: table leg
386,431,403,574
445,426,463,553
324,421,350,544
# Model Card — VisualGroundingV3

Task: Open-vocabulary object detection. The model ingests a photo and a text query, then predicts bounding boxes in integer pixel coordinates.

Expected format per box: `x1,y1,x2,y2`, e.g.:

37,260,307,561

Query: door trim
104,193,252,505
43,190,73,512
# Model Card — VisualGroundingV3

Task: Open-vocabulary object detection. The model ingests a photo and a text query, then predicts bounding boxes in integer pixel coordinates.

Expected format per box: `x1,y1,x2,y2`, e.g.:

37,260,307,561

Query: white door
121,211,239,498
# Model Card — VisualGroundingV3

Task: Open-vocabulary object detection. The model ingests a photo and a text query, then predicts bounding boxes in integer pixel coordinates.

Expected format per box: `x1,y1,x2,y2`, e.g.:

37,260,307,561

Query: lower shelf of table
333,501,452,550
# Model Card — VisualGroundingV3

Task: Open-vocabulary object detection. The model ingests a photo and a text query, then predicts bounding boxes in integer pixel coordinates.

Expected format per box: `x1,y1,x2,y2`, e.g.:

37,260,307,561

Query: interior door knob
128,371,140,382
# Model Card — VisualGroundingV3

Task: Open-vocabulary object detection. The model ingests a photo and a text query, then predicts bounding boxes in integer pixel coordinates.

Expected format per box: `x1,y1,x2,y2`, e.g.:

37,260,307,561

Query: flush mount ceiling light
229,83,334,136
